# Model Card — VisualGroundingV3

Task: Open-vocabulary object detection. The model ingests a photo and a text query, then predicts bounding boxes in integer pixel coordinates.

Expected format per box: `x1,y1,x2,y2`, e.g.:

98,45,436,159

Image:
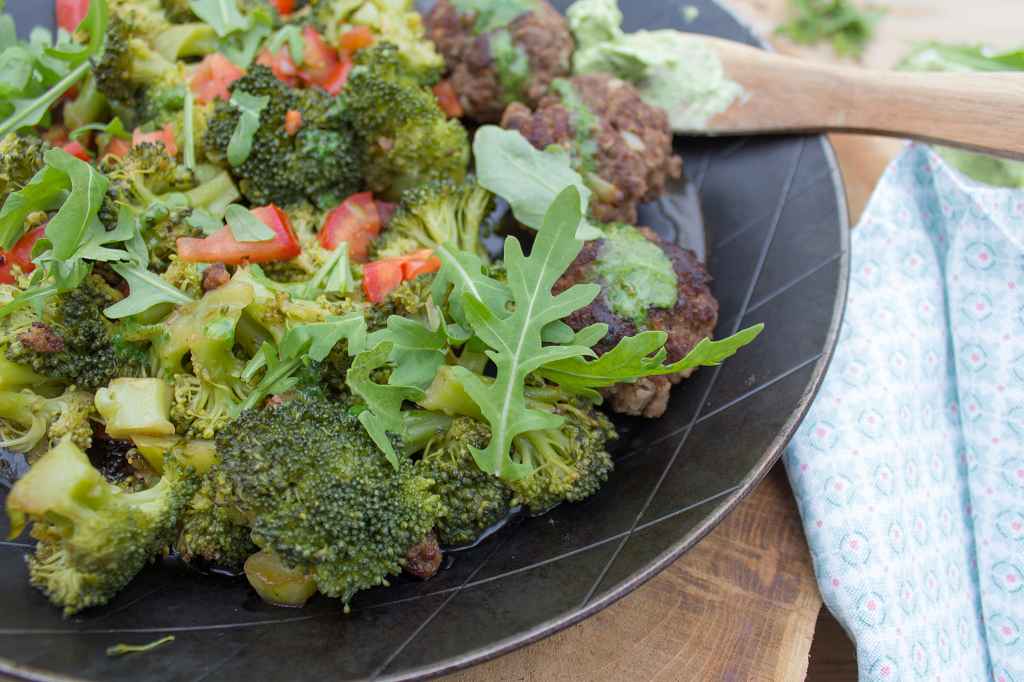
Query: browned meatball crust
501,74,682,224
552,228,718,418
424,0,574,123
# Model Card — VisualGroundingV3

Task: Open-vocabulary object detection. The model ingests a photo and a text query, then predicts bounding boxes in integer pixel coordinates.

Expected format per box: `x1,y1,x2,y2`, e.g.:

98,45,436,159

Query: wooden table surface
446,2,1023,680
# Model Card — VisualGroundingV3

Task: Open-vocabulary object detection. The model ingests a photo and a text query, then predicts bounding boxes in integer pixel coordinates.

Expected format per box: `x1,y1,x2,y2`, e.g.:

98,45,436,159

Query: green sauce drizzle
595,223,677,326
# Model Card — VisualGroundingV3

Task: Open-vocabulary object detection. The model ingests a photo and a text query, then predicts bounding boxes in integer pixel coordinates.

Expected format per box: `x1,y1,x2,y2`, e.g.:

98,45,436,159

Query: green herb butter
550,78,599,173
566,0,744,131
450,0,537,35
490,29,531,102
595,223,677,326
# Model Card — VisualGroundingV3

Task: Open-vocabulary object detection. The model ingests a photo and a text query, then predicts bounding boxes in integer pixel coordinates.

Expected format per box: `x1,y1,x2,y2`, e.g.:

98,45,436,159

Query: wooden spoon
677,36,1024,160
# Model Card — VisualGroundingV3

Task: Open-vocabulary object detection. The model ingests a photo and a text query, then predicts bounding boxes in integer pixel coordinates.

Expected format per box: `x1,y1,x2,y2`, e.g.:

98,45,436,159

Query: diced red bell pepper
61,140,92,161
362,259,405,303
284,110,303,136
177,205,301,265
433,80,463,118
56,0,90,33
300,26,339,86
101,136,132,159
400,249,442,280
318,192,380,261
319,59,352,95
133,124,178,157
270,0,295,15
0,226,46,284
339,26,375,56
190,53,245,104
256,48,300,87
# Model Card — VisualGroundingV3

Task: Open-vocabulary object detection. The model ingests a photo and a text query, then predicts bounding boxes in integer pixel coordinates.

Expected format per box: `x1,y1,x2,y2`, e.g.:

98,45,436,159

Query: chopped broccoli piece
342,43,470,200
213,393,444,605
416,416,516,546
0,387,96,455
508,391,616,513
374,178,493,259
0,133,51,200
3,280,149,391
175,474,255,570
5,437,199,615
204,66,363,209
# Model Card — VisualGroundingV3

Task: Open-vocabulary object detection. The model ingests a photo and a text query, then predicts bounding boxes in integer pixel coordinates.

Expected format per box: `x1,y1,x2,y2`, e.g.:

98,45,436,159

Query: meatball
501,74,683,224
424,0,574,123
552,227,718,418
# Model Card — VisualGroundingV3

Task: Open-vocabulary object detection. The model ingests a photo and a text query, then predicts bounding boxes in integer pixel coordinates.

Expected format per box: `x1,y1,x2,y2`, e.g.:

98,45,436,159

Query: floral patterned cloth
785,144,1024,682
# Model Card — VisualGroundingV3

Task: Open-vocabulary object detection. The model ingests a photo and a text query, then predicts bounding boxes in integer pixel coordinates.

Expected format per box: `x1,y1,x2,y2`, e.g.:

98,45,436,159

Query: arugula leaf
189,0,249,37
347,342,426,469
69,116,130,141
225,204,275,241
473,126,601,240
226,91,268,166
898,42,1024,72
367,315,448,390
42,149,109,259
451,186,600,479
278,313,367,362
431,242,510,327
0,148,108,252
537,324,765,400
218,11,272,68
186,208,223,235
775,0,883,58
239,313,367,412
0,0,107,136
103,264,194,319
267,25,305,64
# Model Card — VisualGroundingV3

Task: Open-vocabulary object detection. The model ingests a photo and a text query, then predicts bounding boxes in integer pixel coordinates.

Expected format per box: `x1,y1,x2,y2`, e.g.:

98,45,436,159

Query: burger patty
501,74,682,224
424,0,574,123
553,227,718,418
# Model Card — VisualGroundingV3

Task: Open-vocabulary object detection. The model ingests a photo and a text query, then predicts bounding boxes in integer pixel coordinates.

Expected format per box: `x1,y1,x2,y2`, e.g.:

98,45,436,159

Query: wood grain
697,39,1024,160
445,468,823,682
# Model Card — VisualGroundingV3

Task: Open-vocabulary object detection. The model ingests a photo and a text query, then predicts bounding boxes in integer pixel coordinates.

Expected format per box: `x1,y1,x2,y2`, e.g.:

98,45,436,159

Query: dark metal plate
0,0,849,679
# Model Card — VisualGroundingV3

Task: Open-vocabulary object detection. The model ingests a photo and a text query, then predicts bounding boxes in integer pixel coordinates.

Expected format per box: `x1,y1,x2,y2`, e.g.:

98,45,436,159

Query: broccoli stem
153,24,217,61
186,170,240,217
418,365,482,419
401,410,453,455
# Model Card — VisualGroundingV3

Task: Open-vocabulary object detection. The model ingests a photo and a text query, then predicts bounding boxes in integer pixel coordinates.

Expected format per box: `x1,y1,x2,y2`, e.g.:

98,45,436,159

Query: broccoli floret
0,387,96,455
310,0,444,84
508,391,616,514
5,437,199,615
93,11,183,124
373,178,493,259
342,43,470,200
204,66,363,209
161,257,204,299
175,474,255,570
420,369,615,514
213,393,444,606
3,281,149,390
416,416,515,546
0,134,50,200
138,279,255,438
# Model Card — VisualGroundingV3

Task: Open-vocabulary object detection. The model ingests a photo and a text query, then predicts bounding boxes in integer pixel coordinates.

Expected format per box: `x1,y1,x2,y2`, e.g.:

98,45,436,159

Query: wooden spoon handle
697,37,1024,161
